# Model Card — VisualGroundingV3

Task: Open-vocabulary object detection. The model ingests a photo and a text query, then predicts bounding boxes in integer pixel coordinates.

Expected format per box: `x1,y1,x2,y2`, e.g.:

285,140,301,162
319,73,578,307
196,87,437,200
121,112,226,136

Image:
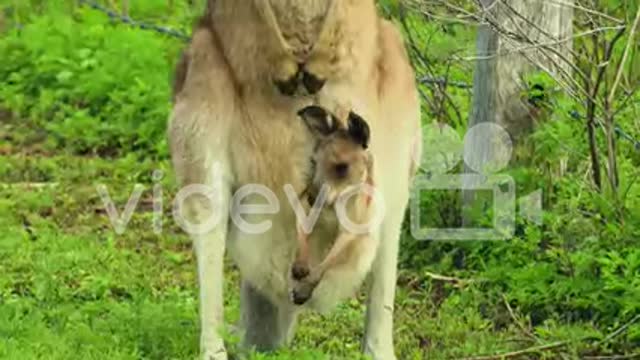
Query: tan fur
169,1,420,359
291,106,376,305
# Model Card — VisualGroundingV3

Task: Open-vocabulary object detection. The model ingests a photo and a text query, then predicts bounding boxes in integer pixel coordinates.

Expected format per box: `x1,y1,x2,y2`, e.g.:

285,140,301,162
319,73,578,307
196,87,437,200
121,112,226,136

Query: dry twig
583,355,640,360
608,6,640,106
0,182,59,189
424,271,473,287
502,295,536,339
460,341,569,360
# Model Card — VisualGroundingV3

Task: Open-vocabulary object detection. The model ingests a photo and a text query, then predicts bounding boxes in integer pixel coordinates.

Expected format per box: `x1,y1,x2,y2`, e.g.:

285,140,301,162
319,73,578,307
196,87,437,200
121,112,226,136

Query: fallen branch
0,182,59,189
502,295,536,340
599,315,640,346
424,271,467,283
583,354,640,360
607,6,640,105
423,271,480,289
419,75,473,89
460,341,569,360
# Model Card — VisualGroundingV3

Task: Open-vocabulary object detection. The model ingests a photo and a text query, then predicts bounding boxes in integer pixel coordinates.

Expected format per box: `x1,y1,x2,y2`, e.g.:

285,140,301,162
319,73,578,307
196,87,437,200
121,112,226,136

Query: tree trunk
493,0,574,140
463,0,574,227
122,0,129,17
467,2,500,146
462,0,500,226
494,0,573,140
466,0,575,161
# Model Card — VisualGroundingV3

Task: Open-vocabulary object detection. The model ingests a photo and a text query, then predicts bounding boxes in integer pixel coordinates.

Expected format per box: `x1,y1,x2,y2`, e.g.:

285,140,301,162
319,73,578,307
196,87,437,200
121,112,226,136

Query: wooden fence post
122,0,129,17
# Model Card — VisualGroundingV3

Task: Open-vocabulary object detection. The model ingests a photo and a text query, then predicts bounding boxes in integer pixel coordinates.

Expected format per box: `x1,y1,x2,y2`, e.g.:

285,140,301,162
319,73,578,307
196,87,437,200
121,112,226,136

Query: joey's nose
334,163,349,179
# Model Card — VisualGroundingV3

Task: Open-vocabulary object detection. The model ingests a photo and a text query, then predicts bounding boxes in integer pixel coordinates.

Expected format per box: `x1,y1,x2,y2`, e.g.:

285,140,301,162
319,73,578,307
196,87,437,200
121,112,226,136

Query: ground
1,1,638,358
0,113,573,360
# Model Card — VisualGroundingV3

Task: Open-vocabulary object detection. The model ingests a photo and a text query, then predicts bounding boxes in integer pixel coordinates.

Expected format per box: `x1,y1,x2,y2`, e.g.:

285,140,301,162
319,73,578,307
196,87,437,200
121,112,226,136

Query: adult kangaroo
169,1,421,359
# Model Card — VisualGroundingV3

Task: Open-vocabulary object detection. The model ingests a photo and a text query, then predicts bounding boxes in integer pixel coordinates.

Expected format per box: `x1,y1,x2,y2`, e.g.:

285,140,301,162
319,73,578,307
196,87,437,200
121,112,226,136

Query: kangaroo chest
268,0,334,54
231,97,314,198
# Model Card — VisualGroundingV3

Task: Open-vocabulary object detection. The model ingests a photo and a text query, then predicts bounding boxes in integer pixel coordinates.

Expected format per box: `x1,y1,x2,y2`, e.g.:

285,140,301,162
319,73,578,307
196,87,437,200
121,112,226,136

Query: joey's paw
291,279,318,305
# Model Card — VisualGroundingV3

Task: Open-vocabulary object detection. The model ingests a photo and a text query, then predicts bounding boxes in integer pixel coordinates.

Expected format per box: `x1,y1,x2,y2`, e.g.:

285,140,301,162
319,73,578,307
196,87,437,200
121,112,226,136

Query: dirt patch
0,107,12,122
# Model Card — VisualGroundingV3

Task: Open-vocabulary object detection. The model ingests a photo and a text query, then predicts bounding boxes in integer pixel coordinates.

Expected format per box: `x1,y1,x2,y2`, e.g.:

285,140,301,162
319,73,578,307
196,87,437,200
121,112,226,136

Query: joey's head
297,105,373,198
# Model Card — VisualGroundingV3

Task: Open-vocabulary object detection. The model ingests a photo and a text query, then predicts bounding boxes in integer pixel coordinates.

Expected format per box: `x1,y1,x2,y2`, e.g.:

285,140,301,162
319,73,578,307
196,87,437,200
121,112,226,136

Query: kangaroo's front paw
303,51,339,95
275,73,301,96
273,58,301,96
301,70,326,95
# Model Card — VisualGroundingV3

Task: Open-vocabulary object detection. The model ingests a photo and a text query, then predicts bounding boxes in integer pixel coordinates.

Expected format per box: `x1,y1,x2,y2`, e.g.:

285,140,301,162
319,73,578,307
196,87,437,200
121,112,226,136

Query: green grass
0,115,587,360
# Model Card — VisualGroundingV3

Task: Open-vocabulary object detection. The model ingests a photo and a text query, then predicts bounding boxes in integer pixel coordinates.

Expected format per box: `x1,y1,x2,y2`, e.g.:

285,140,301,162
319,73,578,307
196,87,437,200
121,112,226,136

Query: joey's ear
297,105,337,136
347,111,371,149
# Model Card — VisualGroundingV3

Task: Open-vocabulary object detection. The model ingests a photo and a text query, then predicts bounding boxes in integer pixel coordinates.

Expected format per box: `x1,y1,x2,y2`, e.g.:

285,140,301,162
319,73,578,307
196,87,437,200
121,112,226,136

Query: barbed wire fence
67,0,636,153
400,0,640,156
77,0,190,41
401,0,639,195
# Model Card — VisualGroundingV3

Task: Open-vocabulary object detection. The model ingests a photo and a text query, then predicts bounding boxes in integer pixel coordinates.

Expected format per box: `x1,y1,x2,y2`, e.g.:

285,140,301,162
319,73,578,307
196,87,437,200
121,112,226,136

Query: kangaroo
291,105,376,305
169,1,422,359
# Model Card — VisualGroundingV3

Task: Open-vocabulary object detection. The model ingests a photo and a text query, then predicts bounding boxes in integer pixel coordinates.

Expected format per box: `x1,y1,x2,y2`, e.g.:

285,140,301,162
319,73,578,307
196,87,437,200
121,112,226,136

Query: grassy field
2,117,609,359
1,1,639,359
0,115,529,360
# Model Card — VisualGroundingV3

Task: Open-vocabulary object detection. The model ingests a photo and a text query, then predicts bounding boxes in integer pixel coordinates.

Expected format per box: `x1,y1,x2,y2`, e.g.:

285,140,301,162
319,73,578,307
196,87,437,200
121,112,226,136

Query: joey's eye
334,163,349,179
